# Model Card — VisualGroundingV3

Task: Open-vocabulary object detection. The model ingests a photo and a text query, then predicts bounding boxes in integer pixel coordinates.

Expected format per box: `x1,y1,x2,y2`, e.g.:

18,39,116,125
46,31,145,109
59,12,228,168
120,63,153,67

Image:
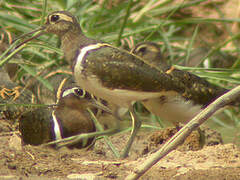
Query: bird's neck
60,30,99,66
60,30,82,64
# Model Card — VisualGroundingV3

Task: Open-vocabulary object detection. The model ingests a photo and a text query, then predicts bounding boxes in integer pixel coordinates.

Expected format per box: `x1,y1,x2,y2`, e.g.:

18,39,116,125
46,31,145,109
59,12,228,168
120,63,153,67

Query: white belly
142,95,202,124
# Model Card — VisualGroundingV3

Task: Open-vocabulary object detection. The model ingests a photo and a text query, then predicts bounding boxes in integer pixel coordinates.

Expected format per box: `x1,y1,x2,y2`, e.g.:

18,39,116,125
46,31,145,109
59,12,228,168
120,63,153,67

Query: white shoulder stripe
51,111,62,140
75,43,109,72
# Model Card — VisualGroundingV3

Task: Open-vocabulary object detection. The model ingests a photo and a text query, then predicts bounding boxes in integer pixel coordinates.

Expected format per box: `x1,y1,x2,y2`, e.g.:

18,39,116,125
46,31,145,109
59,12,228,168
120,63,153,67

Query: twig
41,128,118,147
125,85,240,180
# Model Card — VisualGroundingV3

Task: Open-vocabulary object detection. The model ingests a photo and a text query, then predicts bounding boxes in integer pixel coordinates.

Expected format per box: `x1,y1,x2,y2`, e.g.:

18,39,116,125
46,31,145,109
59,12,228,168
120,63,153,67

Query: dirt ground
1,0,240,180
0,118,240,180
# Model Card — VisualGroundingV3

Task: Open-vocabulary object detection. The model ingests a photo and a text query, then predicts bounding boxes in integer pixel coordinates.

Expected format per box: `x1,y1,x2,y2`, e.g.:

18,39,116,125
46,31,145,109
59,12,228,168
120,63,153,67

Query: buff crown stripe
62,87,78,97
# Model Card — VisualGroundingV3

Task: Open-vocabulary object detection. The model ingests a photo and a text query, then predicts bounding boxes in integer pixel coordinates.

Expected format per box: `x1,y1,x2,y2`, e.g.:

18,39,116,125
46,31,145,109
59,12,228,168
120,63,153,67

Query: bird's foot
0,86,21,100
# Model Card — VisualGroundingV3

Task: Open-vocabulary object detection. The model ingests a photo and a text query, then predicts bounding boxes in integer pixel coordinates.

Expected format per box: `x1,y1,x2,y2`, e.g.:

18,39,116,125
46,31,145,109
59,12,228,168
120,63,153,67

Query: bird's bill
13,26,46,49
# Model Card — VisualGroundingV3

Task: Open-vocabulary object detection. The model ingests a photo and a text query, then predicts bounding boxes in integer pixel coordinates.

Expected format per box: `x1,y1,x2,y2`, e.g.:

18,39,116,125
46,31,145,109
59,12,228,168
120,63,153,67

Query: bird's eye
73,88,85,98
138,47,147,54
50,15,60,22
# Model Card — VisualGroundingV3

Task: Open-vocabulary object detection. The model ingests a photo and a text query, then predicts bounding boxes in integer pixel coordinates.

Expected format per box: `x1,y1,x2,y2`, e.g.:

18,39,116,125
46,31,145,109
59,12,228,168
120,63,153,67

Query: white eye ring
50,14,60,22
73,88,86,98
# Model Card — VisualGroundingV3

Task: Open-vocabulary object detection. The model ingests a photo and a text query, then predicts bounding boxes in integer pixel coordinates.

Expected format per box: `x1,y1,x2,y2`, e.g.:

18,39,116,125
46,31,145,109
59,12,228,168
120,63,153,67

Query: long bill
13,26,46,50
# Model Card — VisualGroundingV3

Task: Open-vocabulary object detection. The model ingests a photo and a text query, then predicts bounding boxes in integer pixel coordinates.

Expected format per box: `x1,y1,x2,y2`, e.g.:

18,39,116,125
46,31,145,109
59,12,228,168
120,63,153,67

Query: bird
130,42,170,72
12,64,115,149
131,42,238,124
19,77,110,149
1,44,114,149
15,11,238,158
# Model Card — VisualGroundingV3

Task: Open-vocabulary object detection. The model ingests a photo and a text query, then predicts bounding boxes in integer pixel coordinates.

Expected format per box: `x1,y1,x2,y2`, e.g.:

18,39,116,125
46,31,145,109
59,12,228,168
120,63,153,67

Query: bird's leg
121,105,142,158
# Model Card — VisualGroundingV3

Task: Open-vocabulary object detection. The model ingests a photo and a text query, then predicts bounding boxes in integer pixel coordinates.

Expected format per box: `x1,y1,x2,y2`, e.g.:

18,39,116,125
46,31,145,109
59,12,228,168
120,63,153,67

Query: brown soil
0,119,240,180
1,1,240,180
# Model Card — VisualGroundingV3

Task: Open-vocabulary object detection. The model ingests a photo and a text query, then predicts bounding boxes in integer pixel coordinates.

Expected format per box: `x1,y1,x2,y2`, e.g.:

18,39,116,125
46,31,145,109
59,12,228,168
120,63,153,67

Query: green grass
1,0,240,144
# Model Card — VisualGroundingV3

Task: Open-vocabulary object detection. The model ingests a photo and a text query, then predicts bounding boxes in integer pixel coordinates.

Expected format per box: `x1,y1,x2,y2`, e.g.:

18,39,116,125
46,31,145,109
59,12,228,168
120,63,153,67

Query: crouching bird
15,11,239,158
19,77,99,149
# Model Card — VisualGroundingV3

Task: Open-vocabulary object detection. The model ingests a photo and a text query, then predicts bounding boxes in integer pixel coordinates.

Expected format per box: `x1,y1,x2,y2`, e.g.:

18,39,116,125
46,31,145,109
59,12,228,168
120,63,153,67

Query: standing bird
15,11,238,158
131,42,236,124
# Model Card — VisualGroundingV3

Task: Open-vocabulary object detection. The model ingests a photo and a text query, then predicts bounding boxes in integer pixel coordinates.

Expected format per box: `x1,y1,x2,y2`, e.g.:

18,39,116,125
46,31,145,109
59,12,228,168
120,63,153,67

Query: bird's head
13,11,81,49
44,11,80,36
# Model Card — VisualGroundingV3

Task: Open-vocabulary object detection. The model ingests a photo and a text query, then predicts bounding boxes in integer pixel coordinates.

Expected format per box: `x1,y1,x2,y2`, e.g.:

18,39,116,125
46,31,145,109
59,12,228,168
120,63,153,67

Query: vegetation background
0,0,240,145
